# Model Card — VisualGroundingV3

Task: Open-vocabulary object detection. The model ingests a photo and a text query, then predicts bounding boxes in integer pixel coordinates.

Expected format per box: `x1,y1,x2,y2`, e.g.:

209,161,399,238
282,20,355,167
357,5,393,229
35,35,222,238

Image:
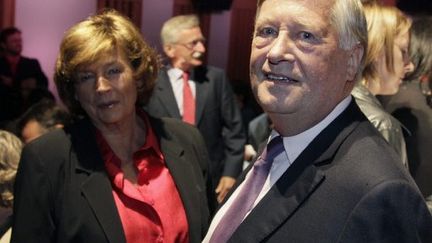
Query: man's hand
215,176,236,203
244,144,257,161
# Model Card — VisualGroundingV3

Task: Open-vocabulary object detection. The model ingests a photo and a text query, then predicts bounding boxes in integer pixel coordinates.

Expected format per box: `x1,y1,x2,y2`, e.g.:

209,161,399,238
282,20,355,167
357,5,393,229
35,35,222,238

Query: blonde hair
361,4,411,86
0,130,23,208
160,15,200,45
54,10,159,117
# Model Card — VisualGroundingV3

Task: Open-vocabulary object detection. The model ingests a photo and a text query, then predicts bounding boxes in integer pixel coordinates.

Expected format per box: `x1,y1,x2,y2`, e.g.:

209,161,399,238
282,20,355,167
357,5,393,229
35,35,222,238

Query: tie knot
262,136,284,162
182,71,190,82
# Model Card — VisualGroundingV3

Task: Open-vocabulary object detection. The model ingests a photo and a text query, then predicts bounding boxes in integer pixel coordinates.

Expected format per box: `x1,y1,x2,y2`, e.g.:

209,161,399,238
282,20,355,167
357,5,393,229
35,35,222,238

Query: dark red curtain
97,0,143,28
0,0,15,29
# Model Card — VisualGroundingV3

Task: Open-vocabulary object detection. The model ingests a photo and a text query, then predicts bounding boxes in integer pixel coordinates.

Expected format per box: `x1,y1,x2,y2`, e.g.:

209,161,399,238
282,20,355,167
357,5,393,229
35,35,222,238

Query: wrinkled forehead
255,0,334,30
256,0,334,20
74,47,128,72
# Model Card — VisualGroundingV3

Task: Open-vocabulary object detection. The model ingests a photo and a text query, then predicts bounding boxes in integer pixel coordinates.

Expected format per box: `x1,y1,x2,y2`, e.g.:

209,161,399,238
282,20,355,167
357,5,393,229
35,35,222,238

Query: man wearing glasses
145,15,245,204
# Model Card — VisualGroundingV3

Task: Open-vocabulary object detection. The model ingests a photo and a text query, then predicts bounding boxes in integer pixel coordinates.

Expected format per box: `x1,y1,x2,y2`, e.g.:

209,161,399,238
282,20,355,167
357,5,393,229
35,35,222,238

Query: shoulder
355,95,401,131
21,119,93,167
195,65,225,78
334,119,410,190
206,65,224,73
369,109,401,131
23,128,71,156
18,129,72,185
19,56,40,64
149,116,204,143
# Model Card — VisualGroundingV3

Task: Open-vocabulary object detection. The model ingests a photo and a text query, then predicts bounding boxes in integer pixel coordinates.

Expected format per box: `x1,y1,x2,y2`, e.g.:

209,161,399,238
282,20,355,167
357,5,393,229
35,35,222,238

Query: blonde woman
352,4,414,167
0,130,23,243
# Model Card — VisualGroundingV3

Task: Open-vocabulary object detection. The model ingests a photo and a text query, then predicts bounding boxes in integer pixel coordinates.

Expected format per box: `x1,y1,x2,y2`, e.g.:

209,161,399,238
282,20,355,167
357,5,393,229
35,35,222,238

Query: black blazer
381,81,432,198
0,56,48,89
224,99,432,243
145,66,246,184
12,116,213,243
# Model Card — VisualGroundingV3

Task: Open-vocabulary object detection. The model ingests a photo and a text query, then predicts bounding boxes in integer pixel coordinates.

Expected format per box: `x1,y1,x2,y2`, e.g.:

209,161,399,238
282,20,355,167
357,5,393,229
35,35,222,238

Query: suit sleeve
33,59,49,89
219,72,246,179
11,143,57,243
339,180,432,243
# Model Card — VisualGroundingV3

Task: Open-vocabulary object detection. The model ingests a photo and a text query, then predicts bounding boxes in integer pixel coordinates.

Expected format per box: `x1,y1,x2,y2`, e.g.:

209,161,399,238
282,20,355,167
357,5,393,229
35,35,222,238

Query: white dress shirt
167,67,196,116
203,96,352,243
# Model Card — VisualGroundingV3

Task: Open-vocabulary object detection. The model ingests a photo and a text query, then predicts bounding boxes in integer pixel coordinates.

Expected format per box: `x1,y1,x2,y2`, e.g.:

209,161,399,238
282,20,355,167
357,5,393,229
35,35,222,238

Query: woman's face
376,30,414,95
74,49,138,129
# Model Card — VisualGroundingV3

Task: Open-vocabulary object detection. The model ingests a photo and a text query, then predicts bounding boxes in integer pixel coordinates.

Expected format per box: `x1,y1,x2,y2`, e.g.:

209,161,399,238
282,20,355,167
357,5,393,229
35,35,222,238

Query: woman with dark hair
381,16,432,211
12,10,213,243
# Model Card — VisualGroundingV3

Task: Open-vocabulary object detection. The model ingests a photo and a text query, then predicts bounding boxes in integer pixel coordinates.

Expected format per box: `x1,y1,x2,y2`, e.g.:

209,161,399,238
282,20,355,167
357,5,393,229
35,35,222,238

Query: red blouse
96,111,189,243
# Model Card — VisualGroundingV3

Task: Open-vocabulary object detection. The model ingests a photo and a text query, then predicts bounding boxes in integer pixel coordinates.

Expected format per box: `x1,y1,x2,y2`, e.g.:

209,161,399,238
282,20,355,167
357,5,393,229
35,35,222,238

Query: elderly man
203,0,432,242
145,15,245,203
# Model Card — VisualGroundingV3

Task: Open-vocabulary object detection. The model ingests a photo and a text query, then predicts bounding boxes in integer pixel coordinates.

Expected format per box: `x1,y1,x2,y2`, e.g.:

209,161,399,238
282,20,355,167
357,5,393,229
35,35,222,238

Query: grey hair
160,15,200,45
330,0,368,82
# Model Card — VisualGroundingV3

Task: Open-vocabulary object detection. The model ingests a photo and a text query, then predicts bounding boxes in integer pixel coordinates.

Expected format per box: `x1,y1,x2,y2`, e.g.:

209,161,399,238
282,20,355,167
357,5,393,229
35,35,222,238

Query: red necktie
182,71,195,125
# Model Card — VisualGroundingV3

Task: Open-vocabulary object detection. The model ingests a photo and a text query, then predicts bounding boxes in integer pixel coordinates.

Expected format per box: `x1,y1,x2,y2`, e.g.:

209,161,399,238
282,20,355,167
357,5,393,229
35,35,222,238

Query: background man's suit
247,113,271,152
12,117,212,243
224,99,432,243
145,65,246,186
0,56,48,89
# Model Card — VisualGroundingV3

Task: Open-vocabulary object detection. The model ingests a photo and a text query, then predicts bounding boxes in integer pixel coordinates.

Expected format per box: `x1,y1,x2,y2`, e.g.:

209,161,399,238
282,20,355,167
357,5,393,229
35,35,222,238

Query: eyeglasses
175,38,206,49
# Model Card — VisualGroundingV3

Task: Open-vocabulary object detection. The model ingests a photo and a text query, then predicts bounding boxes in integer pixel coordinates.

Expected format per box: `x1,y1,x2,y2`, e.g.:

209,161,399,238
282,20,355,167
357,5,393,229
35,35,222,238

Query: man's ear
163,44,175,59
346,43,364,82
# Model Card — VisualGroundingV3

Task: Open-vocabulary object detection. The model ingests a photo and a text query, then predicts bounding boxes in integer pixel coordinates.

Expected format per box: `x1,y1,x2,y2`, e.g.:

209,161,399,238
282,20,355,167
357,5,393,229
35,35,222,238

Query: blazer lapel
229,99,364,242
155,70,182,119
191,67,210,126
150,117,203,242
68,119,126,243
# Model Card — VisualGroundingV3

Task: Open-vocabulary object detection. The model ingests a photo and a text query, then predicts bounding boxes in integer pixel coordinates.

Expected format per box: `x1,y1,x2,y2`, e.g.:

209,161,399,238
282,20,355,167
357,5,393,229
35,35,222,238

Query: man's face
3,32,23,56
250,0,360,135
165,27,206,71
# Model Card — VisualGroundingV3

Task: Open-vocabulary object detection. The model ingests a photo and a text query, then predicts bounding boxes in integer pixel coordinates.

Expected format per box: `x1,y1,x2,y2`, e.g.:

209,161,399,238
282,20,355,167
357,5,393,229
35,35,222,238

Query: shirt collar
167,67,185,81
270,95,352,163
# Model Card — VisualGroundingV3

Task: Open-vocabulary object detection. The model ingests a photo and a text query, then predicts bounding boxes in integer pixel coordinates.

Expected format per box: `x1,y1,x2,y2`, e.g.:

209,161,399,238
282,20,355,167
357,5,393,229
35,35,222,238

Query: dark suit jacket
145,66,246,185
0,56,48,89
225,99,432,243
12,116,213,243
247,113,271,152
380,81,432,198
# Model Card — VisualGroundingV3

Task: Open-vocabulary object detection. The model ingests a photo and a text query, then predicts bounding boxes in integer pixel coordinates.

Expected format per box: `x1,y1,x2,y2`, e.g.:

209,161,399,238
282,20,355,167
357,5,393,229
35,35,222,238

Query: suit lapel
150,117,203,242
192,67,210,126
230,156,325,242
155,70,182,119
68,119,126,243
229,99,364,242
